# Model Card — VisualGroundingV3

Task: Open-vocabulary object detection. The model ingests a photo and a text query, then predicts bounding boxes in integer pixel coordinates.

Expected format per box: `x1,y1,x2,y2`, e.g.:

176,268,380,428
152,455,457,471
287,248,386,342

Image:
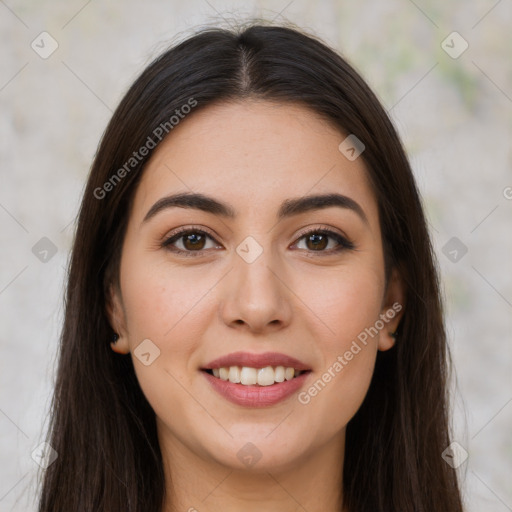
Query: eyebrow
142,191,369,225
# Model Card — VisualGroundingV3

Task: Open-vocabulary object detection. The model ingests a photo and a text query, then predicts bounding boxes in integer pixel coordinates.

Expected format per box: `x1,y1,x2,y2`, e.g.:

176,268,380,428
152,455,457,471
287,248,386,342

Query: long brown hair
38,22,464,511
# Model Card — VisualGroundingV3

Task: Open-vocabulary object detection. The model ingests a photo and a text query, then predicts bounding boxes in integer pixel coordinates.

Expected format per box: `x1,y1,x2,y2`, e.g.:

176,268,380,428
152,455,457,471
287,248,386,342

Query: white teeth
257,366,275,386
274,366,285,382
240,367,258,385
210,365,302,386
228,366,241,383
285,367,295,381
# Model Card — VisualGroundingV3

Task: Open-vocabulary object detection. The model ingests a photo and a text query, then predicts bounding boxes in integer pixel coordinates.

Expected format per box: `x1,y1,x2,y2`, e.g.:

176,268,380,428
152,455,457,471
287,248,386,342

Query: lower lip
202,370,310,407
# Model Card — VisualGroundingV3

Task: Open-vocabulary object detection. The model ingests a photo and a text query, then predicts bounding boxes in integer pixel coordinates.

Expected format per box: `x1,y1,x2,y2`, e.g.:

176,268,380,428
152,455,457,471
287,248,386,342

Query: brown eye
162,229,220,255
294,229,354,253
304,232,328,251
182,232,206,250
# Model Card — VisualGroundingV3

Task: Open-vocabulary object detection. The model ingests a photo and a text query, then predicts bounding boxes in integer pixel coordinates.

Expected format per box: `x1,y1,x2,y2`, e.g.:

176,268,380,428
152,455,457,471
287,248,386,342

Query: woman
38,22,464,511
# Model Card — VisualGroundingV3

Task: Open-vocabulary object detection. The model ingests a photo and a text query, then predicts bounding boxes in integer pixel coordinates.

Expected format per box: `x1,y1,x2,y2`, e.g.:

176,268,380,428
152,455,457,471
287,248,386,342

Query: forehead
131,100,379,225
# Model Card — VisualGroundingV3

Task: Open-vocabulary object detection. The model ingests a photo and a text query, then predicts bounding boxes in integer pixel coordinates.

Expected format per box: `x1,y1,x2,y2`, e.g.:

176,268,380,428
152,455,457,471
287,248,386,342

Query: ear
378,267,405,352
105,283,130,355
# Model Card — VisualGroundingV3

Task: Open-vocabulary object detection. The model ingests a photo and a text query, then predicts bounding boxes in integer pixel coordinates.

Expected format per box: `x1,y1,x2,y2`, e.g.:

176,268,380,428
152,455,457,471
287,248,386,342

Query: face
108,100,404,475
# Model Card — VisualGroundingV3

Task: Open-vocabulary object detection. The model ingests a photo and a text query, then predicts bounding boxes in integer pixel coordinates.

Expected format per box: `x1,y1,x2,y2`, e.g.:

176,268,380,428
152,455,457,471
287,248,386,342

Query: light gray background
1,1,511,511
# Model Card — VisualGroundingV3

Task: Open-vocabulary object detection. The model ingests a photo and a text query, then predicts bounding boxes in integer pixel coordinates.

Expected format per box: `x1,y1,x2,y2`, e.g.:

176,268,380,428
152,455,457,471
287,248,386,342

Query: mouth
203,366,310,386
201,351,312,407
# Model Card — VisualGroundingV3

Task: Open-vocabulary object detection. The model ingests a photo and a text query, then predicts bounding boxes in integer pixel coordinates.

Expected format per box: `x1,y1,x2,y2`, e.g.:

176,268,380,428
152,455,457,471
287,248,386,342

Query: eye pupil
307,233,328,250
184,233,205,250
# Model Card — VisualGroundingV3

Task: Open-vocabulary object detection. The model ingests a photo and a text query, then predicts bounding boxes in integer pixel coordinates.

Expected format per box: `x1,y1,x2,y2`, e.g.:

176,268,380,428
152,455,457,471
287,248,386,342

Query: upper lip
203,351,311,371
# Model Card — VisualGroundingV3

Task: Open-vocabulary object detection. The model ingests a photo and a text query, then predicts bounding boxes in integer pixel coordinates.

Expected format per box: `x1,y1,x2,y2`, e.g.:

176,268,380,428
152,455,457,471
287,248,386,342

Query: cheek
120,256,214,347
118,260,208,435
298,344,376,448
118,256,217,405
305,262,384,347
295,264,383,429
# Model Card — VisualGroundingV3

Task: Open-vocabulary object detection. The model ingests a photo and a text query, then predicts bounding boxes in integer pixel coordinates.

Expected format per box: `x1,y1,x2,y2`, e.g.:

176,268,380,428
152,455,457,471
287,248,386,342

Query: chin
200,426,316,473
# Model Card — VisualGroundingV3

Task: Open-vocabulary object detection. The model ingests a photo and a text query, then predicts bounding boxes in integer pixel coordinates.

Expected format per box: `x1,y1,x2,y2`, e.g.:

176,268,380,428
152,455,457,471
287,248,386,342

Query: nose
219,248,293,335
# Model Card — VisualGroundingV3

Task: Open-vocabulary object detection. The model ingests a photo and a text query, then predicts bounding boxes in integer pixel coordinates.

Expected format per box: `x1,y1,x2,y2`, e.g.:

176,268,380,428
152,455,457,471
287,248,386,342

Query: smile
205,365,305,386
201,351,312,407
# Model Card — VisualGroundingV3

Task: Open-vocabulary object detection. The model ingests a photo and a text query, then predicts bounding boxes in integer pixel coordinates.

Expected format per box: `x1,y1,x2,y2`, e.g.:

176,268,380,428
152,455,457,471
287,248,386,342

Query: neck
159,426,346,512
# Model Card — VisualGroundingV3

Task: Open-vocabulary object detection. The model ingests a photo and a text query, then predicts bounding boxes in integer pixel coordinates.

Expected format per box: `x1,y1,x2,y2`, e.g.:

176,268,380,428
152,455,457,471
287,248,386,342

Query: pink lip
202,370,310,407
203,351,311,371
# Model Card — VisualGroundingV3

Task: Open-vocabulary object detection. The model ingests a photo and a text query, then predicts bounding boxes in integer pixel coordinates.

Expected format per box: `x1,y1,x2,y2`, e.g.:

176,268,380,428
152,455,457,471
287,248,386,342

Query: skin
107,100,405,512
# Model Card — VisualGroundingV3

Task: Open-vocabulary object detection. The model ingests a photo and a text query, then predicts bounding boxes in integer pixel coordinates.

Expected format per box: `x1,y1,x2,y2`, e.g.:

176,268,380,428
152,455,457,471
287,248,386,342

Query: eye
161,225,355,257
292,227,354,254
161,227,221,256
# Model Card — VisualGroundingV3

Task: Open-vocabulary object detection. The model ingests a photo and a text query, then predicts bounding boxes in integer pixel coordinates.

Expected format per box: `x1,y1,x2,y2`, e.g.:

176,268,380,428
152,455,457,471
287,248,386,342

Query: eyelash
161,225,355,258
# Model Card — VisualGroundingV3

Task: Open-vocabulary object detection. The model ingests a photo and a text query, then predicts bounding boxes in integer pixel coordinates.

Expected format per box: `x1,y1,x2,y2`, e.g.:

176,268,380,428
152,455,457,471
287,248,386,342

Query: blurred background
1,1,511,510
